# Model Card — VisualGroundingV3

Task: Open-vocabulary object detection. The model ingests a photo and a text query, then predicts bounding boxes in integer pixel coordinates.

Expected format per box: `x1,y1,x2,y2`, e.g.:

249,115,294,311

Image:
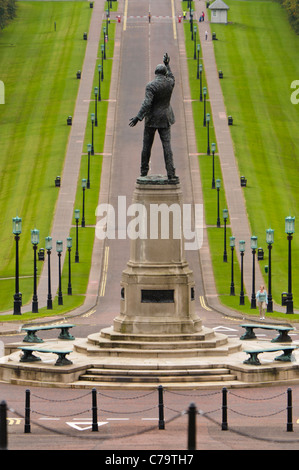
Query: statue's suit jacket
136,65,175,129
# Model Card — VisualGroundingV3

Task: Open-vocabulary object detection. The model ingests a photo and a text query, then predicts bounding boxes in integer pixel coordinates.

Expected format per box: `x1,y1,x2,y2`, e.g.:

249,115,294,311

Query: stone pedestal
113,175,202,334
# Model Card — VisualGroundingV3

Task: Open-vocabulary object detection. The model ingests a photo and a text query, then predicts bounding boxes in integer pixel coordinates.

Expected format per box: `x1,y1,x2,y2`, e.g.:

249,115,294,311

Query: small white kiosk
209,0,229,24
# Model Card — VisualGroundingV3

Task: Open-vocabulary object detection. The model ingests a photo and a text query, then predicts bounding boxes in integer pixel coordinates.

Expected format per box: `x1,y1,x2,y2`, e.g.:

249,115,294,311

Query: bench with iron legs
22,324,75,343
240,323,294,343
243,345,298,366
18,346,73,366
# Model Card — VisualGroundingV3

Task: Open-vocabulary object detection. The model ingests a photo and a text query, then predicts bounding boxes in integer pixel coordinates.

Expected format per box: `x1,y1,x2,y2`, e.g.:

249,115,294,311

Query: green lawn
184,0,299,318
0,1,92,311
0,3,118,320
210,0,299,311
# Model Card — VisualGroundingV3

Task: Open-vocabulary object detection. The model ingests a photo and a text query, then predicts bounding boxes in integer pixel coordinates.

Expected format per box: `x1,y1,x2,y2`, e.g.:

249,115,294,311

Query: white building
209,0,229,24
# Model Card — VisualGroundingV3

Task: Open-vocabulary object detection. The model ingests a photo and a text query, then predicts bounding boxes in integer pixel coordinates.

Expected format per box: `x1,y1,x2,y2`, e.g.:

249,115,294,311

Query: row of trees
0,0,16,30
276,0,299,33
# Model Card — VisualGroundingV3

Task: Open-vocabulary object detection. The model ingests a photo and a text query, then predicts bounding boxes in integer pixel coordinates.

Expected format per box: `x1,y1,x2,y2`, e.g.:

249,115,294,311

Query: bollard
222,387,228,430
187,403,197,450
0,401,8,450
158,385,165,430
24,389,31,434
92,388,98,432
287,388,293,432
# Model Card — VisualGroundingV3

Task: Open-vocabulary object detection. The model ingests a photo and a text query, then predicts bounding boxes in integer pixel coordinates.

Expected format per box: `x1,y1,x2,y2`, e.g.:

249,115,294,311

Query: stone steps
73,326,242,358
74,339,241,358
79,365,238,384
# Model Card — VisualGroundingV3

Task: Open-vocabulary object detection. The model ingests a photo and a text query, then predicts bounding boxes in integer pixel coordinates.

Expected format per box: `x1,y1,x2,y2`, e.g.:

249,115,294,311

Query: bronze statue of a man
129,53,176,180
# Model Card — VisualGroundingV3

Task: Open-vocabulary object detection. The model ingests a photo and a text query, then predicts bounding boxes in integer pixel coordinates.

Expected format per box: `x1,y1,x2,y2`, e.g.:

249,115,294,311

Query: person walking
256,285,268,320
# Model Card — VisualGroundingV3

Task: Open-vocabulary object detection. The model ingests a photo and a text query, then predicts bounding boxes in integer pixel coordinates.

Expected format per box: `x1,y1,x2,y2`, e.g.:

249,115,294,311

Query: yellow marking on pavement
199,295,212,311
123,0,128,31
171,0,177,39
83,308,96,318
100,246,109,297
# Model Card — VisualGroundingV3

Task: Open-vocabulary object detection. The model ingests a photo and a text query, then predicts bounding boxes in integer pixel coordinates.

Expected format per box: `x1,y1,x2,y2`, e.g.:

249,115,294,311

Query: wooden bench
243,345,298,366
22,324,75,343
240,323,294,343
18,346,73,366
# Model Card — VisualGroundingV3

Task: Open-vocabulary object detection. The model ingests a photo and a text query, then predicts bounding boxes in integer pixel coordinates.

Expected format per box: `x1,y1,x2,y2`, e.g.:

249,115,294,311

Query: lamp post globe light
239,240,245,306
31,228,39,313
211,142,216,189
230,236,235,296
87,143,92,189
250,235,258,309
56,240,63,306
12,216,22,315
223,209,228,262
82,179,87,227
285,216,295,314
45,236,53,310
216,179,221,228
75,209,80,263
266,228,274,313
67,237,72,295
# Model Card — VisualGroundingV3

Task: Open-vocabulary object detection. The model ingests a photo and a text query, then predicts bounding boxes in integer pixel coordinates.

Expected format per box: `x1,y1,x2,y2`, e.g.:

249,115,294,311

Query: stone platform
2,332,299,389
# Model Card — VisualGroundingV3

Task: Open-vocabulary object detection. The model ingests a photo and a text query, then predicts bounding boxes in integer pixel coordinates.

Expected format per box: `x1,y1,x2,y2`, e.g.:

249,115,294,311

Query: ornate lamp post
67,237,72,295
101,44,104,81
56,240,63,306
196,44,201,79
203,86,207,126
31,228,39,313
266,228,274,312
87,143,92,189
199,64,203,101
250,235,258,309
12,216,22,315
75,209,80,263
45,236,53,309
206,112,210,155
98,64,102,100
91,113,95,155
239,240,245,305
230,236,235,296
223,209,228,262
211,142,216,189
94,87,98,126
285,216,295,314
103,26,106,59
193,25,197,59
81,179,87,227
216,179,221,228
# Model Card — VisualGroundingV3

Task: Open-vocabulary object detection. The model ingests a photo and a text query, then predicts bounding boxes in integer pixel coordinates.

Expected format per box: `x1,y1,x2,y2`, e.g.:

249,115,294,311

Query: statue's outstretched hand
163,53,170,65
129,116,139,127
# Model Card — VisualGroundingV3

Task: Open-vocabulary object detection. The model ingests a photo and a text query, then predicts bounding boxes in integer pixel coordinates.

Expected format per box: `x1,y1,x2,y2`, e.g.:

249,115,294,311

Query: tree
0,0,17,30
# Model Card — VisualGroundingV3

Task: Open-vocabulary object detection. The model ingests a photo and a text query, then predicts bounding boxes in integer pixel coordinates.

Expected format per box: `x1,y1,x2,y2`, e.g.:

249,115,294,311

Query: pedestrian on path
205,30,208,40
202,11,205,21
256,285,268,320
